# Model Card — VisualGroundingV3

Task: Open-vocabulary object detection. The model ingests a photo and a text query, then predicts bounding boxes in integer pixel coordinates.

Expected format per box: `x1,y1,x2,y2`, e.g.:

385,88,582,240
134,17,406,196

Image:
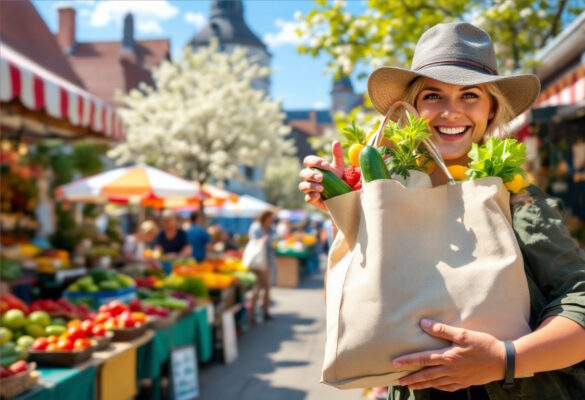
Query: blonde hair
139,220,158,235
402,77,515,138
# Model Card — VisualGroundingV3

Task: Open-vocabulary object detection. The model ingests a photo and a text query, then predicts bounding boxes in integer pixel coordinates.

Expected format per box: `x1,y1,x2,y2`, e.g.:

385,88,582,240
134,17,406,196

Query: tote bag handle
368,101,456,184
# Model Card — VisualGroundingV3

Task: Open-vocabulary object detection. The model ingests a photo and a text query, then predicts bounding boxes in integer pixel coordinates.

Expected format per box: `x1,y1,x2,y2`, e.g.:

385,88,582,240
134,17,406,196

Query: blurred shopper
186,211,211,262
122,220,159,263
248,210,275,322
154,209,191,258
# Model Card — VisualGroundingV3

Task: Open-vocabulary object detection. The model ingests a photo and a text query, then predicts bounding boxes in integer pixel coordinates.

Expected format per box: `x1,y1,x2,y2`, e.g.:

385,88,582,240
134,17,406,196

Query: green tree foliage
298,0,582,78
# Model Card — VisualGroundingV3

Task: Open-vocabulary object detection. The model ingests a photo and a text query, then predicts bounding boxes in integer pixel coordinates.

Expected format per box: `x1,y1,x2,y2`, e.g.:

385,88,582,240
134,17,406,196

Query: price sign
171,345,199,400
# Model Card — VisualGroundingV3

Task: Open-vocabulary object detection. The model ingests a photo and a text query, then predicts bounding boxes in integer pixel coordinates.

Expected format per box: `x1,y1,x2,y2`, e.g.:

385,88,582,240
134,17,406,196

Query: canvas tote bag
321,102,531,389
242,237,268,270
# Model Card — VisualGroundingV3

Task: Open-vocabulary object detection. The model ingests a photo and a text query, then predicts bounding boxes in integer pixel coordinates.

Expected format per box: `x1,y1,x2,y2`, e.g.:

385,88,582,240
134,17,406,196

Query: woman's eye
462,92,478,99
423,93,440,100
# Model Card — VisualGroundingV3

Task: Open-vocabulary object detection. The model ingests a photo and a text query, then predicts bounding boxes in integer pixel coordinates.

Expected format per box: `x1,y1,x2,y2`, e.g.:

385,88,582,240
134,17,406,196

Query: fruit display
0,294,28,314
66,268,135,293
91,301,148,342
0,257,21,282
0,360,39,399
28,299,91,320
34,249,71,273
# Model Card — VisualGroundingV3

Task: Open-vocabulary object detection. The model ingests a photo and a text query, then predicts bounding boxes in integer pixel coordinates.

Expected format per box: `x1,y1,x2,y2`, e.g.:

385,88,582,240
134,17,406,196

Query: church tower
188,0,271,94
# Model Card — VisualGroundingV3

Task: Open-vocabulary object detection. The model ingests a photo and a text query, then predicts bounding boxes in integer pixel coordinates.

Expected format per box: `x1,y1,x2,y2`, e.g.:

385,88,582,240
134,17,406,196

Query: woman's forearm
514,315,585,377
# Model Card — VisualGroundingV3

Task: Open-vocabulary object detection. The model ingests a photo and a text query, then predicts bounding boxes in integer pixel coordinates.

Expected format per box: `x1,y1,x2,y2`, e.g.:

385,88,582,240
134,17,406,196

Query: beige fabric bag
321,104,531,389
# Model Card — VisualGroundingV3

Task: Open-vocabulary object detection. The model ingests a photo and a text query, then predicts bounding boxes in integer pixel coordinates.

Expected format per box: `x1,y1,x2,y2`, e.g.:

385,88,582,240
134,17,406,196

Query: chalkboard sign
171,345,199,400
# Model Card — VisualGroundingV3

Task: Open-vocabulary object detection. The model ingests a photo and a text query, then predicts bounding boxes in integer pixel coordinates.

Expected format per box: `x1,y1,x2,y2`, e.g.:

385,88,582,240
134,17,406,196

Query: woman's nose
440,102,463,119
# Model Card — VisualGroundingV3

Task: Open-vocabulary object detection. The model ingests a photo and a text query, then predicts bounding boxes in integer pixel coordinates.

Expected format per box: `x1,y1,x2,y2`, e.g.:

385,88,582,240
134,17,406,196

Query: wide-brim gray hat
368,22,541,120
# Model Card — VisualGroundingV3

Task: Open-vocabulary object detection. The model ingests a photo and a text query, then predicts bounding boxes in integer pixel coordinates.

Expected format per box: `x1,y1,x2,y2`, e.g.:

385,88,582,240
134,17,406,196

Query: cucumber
310,167,352,200
359,145,392,182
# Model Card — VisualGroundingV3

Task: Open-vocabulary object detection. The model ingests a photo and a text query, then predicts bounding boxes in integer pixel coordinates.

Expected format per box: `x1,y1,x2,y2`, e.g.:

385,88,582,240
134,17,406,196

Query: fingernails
421,319,433,329
393,360,402,367
321,161,330,168
314,173,322,181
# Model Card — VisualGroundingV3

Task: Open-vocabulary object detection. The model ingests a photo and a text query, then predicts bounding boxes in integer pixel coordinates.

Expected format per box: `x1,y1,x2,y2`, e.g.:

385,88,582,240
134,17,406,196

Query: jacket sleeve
512,187,585,329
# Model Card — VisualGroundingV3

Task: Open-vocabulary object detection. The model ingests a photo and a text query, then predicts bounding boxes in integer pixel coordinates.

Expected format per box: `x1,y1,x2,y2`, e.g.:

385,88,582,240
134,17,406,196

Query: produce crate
0,363,40,399
110,323,147,342
92,331,114,351
63,286,137,309
28,347,93,367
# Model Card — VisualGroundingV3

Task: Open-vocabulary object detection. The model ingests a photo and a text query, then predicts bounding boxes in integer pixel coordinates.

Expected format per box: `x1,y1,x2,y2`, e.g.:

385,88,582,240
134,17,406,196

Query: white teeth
437,127,467,135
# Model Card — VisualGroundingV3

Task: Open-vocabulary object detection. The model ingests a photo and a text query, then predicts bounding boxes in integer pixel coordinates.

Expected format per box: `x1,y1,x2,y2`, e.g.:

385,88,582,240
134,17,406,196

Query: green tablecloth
136,306,212,398
16,366,96,400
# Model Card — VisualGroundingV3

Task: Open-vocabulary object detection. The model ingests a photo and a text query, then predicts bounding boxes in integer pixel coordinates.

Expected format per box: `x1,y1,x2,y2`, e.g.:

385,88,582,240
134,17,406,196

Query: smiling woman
299,21,585,400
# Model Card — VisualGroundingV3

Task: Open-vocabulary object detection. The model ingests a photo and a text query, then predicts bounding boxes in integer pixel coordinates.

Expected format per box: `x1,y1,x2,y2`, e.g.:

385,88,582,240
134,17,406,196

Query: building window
244,166,254,180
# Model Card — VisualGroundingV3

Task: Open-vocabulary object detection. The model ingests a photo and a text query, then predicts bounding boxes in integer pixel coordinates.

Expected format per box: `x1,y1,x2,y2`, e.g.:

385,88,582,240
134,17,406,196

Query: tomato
348,144,364,167
56,338,73,351
91,325,105,337
108,301,127,317
32,337,49,350
73,338,90,350
8,361,28,374
66,326,85,341
119,311,132,322
46,343,59,351
80,320,94,337
94,312,111,324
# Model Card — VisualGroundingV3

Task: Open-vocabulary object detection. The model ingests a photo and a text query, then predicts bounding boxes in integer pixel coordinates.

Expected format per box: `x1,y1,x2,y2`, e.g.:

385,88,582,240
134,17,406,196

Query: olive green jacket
388,186,585,400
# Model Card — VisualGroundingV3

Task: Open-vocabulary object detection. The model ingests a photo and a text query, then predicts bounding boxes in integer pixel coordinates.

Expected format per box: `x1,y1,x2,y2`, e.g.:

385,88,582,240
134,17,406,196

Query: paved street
198,262,364,400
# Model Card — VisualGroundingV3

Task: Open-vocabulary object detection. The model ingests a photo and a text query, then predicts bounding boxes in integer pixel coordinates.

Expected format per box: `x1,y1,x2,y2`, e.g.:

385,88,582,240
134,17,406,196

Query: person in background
248,210,276,322
154,209,191,258
186,211,211,262
122,220,159,263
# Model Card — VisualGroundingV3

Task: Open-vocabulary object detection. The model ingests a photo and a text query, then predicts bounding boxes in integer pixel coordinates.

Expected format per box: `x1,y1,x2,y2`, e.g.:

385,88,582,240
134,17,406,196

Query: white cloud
184,12,206,29
312,101,327,109
89,1,178,29
136,20,163,34
263,18,308,48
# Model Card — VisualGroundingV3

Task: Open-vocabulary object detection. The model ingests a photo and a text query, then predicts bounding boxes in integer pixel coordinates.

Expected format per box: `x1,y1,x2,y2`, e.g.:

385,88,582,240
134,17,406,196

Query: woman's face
415,78,495,161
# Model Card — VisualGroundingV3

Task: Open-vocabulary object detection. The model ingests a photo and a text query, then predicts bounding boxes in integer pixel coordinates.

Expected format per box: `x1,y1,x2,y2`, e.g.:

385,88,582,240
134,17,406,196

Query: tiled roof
0,0,84,87
65,39,170,104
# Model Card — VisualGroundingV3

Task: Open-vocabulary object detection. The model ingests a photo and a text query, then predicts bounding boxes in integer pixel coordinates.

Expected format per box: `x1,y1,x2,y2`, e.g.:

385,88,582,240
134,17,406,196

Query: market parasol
205,195,277,218
55,164,205,205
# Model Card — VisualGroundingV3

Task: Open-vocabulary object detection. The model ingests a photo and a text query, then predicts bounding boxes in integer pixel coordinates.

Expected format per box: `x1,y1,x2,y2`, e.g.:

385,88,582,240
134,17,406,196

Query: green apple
1,310,26,330
27,311,51,328
0,327,12,346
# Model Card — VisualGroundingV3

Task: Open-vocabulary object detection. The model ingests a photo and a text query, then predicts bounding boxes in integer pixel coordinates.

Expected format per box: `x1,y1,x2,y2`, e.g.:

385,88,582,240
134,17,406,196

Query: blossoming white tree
109,41,295,185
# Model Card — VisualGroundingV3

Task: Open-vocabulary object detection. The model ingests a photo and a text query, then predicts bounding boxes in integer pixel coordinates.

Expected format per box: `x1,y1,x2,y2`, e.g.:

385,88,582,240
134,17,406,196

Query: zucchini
310,167,352,200
359,145,392,182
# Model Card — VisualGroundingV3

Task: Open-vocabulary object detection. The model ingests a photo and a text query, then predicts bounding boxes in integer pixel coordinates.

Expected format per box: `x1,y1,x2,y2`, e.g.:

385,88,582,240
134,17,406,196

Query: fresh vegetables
359,145,392,182
310,167,353,200
382,113,433,179
467,138,528,190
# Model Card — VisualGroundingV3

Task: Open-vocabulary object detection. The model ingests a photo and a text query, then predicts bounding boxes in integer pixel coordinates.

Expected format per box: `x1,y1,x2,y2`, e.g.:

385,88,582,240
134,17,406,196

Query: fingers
298,179,323,194
299,168,323,183
393,348,448,369
303,155,330,170
398,367,450,389
420,319,468,345
330,140,346,169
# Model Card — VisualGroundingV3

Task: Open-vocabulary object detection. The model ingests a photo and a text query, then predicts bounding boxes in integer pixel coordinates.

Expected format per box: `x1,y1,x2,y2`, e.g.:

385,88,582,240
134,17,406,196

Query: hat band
415,59,497,75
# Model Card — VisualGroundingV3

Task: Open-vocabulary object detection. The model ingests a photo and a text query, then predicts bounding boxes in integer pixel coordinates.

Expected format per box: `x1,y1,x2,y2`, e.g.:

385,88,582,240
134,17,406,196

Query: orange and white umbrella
56,165,204,204
200,183,239,207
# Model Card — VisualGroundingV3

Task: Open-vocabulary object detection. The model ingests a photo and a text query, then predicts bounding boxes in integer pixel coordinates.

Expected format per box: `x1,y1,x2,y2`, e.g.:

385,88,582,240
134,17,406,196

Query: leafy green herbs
467,138,526,183
382,113,432,179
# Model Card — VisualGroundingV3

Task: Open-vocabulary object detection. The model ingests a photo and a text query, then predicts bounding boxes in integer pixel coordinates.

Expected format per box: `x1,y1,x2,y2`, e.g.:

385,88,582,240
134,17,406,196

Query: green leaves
383,113,432,179
340,120,366,149
467,138,526,183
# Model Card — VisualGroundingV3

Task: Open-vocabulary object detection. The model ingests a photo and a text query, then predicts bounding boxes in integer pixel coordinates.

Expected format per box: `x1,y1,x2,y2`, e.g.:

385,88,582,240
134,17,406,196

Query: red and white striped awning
535,64,585,108
0,43,125,140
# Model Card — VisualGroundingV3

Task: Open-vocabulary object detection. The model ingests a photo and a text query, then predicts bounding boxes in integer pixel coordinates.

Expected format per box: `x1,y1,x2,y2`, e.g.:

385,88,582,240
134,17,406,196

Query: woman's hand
298,140,346,212
392,319,506,392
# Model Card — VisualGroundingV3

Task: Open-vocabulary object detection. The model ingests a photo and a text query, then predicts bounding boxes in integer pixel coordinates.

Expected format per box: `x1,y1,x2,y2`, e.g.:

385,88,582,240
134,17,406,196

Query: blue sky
32,0,368,111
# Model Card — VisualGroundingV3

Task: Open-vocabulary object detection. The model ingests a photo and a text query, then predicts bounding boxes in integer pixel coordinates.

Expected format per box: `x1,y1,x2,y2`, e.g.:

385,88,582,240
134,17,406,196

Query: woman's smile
416,78,494,162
